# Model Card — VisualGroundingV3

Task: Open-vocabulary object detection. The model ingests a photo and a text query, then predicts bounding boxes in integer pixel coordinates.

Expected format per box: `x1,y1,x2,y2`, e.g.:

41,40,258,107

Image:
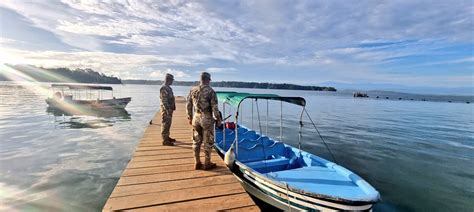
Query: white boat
214,91,380,211
45,84,131,110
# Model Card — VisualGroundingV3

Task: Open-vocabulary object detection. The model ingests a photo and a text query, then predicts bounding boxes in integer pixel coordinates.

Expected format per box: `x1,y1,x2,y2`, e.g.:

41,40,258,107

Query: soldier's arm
210,91,221,122
160,87,171,111
186,89,193,120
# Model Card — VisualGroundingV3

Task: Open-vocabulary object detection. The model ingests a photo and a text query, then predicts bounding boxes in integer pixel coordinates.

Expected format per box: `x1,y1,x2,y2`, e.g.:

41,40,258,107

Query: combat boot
162,138,174,146
203,162,217,170
194,149,202,170
168,136,177,142
194,162,202,170
203,152,216,170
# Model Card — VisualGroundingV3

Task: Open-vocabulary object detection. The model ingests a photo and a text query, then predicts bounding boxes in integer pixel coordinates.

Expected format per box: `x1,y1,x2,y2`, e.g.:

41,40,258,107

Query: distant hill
123,80,337,91
0,64,122,84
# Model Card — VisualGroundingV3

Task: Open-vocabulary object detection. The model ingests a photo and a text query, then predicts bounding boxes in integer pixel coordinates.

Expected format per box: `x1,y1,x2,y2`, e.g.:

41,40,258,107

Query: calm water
0,82,473,211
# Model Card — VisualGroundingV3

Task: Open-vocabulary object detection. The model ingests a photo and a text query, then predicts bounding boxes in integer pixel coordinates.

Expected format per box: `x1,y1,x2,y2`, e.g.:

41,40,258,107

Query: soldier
160,73,176,146
186,72,222,170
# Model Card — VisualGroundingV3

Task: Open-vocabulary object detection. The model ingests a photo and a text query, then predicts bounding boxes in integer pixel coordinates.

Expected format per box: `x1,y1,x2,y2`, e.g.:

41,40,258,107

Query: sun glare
0,64,96,116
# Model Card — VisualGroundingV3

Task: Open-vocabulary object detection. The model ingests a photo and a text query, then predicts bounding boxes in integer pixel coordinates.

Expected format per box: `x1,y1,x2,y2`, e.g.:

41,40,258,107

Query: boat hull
216,149,374,211
46,97,131,110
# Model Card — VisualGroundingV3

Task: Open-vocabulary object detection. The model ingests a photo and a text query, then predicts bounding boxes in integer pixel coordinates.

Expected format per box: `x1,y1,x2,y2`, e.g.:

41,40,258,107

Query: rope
304,108,338,164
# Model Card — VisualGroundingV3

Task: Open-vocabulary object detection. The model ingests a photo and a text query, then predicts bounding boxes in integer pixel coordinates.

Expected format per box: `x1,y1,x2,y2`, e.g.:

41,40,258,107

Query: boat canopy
216,91,306,107
52,84,113,91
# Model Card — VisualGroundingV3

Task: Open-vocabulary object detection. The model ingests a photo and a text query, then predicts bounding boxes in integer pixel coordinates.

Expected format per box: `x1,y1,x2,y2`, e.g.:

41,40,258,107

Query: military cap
165,73,174,80
200,72,211,81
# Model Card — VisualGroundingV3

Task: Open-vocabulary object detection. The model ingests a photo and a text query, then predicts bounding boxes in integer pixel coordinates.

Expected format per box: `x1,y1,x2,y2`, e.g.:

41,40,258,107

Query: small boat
214,92,380,211
353,92,368,98
46,84,131,110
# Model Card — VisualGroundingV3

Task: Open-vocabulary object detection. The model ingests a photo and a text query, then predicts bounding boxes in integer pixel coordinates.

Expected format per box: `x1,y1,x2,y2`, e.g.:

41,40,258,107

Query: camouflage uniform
186,84,220,166
160,84,175,141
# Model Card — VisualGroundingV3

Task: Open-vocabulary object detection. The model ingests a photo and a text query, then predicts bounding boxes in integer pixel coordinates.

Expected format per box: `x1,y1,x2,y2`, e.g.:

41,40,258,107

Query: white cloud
205,67,237,73
108,35,175,46
0,0,472,86
0,47,199,79
150,68,190,79
56,19,158,37
0,37,19,45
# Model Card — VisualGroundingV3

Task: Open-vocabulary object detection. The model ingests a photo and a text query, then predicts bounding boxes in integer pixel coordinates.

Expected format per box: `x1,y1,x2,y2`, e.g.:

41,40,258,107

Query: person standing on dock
160,73,176,146
186,72,222,170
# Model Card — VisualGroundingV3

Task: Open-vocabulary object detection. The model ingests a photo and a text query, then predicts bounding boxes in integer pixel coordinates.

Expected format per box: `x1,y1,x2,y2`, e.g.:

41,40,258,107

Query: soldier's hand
188,119,192,125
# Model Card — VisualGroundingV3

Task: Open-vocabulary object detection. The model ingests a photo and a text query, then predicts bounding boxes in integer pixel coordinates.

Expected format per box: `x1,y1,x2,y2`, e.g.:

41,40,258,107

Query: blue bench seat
245,157,290,173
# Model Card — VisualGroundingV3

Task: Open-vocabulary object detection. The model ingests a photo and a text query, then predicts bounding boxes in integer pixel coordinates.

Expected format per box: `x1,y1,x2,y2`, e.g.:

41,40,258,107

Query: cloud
205,67,237,73
0,0,472,86
0,47,199,79
150,68,190,79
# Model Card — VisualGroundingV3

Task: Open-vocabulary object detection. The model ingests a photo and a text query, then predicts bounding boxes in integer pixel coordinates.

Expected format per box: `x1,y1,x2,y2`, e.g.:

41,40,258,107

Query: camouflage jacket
160,85,175,110
186,85,220,120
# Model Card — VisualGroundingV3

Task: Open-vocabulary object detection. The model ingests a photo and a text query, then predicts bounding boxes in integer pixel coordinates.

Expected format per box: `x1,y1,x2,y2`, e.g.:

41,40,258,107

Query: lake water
0,82,473,211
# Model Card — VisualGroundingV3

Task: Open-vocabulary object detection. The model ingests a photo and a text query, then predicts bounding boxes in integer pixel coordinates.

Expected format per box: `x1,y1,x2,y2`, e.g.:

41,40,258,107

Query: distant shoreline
1,64,336,92
122,79,337,92
1,64,122,84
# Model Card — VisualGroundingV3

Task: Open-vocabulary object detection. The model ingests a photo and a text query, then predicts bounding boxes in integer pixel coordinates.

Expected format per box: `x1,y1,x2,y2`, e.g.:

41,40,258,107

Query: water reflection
47,106,131,129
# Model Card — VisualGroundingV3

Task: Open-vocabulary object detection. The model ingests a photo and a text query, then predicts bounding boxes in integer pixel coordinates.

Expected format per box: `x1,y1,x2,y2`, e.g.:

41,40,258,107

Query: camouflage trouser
161,106,173,140
192,113,214,164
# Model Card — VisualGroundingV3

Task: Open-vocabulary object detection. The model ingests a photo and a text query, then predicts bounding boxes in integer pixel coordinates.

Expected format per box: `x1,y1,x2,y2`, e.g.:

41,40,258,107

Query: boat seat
215,127,251,144
238,138,258,149
215,128,234,142
236,141,288,162
245,157,291,173
239,130,259,140
216,134,262,151
236,143,266,163
263,142,286,159
256,136,274,146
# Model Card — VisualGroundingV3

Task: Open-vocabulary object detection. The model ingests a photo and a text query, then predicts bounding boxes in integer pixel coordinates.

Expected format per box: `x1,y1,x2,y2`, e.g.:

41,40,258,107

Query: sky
0,0,473,88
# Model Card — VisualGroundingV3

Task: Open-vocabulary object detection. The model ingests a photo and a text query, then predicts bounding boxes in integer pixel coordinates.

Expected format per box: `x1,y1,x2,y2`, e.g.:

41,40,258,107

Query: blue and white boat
214,92,380,211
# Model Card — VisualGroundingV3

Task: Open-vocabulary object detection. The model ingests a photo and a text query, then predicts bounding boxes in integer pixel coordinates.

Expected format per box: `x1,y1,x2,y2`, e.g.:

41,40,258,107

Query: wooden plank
126,154,222,169
131,152,221,162
105,183,245,210
111,175,237,197
126,193,257,212
117,166,229,186
122,163,196,177
225,205,262,211
102,96,258,211
132,149,190,156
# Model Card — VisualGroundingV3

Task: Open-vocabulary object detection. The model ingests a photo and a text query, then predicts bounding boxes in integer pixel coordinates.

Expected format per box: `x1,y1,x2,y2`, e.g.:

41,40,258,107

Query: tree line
0,64,122,84
0,64,336,91
123,80,337,91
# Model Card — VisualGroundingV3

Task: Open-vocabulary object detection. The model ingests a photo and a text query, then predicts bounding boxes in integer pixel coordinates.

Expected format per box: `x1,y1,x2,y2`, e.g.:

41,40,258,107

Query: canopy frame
217,91,306,157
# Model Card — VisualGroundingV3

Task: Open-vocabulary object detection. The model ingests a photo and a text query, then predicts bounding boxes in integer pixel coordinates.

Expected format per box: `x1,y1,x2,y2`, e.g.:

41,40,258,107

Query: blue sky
0,0,472,87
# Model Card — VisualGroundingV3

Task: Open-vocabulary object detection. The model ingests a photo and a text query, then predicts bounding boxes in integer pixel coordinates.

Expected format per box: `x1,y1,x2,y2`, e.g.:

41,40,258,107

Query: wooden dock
103,97,258,211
